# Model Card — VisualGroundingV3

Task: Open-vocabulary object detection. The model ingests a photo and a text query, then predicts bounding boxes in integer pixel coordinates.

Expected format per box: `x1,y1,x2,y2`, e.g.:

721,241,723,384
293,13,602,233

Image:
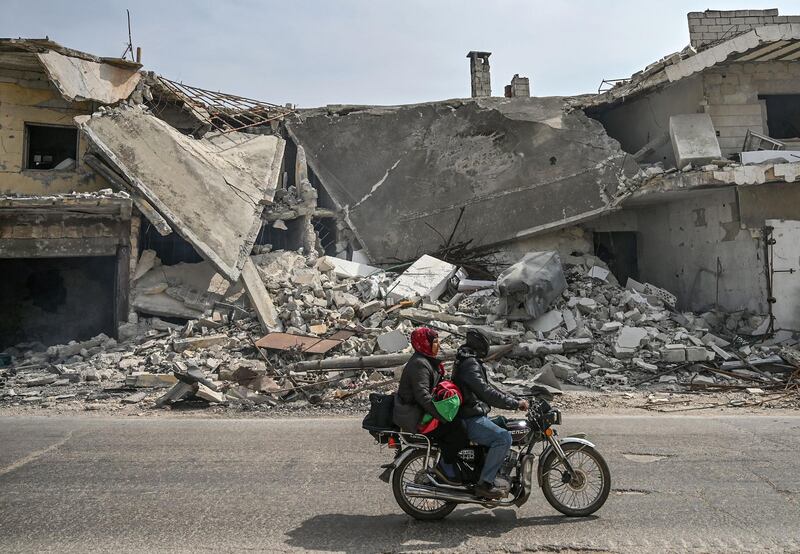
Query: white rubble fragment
377,329,410,353
387,255,457,303
616,326,648,349
587,266,610,282
320,256,380,279
529,310,564,333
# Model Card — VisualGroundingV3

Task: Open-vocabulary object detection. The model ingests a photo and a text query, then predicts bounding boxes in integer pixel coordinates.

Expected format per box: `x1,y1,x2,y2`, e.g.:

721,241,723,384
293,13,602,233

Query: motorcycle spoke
401,455,447,512
545,451,605,510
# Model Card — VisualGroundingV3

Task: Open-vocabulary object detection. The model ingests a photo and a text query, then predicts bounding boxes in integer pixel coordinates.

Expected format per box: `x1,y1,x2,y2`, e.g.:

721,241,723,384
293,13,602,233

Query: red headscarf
411,327,438,357
410,327,445,376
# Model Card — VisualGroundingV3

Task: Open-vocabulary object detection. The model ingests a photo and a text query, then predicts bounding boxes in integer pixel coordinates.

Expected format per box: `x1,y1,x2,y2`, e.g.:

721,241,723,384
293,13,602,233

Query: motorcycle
372,393,611,521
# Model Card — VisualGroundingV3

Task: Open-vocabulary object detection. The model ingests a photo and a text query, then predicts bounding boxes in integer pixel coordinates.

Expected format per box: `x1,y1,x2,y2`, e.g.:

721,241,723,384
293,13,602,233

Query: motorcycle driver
452,329,529,500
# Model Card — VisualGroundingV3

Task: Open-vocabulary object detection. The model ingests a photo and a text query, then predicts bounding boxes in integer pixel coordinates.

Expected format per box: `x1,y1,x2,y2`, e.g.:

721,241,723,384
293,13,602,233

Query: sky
3,0,798,107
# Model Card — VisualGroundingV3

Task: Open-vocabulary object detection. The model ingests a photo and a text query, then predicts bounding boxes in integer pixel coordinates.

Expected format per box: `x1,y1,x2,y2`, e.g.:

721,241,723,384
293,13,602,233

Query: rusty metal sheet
304,339,343,354
328,330,356,341
255,333,341,354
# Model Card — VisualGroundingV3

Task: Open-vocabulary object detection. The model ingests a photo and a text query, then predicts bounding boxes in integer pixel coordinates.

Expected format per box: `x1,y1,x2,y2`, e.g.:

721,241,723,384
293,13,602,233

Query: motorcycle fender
379,447,421,482
536,437,595,488
513,453,536,507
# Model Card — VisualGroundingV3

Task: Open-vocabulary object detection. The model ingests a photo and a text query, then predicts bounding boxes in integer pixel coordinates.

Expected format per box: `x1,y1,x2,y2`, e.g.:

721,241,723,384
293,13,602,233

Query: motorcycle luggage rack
376,430,434,465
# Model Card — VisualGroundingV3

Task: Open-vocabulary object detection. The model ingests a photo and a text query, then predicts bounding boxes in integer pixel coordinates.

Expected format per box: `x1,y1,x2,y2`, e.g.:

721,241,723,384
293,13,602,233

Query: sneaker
474,480,505,500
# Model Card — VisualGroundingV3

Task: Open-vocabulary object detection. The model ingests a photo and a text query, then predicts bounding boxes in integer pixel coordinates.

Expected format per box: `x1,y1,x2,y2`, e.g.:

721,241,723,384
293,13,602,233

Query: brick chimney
687,9,780,50
504,74,530,98
466,51,491,98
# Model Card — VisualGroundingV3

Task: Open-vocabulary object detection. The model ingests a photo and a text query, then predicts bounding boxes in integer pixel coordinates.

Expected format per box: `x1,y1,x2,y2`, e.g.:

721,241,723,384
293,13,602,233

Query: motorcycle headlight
545,409,561,425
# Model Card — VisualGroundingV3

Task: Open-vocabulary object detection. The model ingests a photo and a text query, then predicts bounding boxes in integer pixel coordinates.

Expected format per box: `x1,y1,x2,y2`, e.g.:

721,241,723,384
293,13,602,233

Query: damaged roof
587,23,800,109
78,106,285,282
0,37,142,104
288,97,638,264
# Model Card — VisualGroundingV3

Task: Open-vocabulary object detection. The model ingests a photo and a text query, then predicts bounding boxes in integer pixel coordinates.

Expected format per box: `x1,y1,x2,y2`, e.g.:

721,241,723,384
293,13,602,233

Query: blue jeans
463,416,512,484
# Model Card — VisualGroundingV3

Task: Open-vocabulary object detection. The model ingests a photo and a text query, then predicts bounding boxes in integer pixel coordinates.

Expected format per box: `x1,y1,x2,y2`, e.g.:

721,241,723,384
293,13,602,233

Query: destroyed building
0,8,799,411
583,9,800,334
289,10,800,336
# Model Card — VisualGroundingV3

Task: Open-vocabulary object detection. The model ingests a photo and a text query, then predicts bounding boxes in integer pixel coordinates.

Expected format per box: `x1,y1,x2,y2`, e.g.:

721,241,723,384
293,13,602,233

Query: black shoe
494,477,510,491
474,481,504,500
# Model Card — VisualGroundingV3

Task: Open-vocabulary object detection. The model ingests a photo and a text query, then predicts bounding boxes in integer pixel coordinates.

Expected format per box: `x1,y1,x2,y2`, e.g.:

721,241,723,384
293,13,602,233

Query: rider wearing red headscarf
393,327,468,484
393,327,444,433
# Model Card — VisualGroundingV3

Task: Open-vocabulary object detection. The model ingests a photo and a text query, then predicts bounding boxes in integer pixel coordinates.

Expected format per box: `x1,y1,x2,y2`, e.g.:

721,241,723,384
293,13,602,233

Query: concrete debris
376,329,410,353
78,105,285,282
2,246,798,412
387,255,457,303
37,50,141,104
668,114,723,169
286,98,638,263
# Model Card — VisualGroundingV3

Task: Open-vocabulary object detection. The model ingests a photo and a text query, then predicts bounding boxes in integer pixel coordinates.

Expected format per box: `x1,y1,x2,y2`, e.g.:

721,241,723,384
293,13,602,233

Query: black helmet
465,329,490,358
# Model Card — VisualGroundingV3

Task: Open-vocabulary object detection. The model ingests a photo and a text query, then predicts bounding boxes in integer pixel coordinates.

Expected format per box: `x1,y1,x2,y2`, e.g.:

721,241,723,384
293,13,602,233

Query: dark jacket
393,352,442,432
452,347,518,418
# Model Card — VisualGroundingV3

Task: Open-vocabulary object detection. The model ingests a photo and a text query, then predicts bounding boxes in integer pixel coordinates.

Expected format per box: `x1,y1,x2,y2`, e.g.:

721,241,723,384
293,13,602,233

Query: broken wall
492,226,593,268
589,76,704,167
631,188,767,313
0,80,108,194
703,61,800,155
590,61,800,164
288,97,637,264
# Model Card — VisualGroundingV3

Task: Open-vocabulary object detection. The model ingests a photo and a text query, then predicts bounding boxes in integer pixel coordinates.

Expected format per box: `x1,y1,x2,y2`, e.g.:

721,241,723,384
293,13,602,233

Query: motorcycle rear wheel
541,443,610,517
392,450,457,521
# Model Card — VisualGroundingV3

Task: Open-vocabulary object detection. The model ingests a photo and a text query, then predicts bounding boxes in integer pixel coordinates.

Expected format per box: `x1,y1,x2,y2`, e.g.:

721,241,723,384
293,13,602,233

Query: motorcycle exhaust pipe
404,483,493,505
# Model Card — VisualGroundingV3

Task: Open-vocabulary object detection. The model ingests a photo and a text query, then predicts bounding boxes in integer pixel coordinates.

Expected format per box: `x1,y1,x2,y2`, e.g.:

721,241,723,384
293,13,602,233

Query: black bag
362,393,398,442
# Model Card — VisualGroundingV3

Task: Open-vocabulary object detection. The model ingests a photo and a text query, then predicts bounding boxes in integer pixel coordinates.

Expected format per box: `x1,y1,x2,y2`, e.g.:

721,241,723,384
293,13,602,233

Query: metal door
767,219,800,332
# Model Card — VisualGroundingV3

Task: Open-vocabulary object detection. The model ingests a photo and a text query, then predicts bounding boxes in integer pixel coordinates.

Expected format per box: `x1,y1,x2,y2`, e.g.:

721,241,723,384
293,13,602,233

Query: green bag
420,394,461,425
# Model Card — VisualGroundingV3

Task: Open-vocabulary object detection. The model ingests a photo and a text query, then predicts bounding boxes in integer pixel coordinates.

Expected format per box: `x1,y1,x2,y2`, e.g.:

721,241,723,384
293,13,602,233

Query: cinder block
669,113,723,168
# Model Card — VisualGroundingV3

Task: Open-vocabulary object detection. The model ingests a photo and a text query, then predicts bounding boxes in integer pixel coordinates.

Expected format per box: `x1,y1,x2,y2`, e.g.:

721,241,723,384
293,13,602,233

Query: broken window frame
23,122,79,171
758,94,800,141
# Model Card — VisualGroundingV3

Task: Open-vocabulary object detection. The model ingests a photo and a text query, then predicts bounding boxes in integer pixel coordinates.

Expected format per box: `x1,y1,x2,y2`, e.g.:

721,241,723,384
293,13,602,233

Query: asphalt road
1,414,799,553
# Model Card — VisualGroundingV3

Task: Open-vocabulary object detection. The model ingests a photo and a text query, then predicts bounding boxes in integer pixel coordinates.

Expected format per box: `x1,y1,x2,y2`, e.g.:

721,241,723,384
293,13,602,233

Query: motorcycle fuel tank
505,419,532,445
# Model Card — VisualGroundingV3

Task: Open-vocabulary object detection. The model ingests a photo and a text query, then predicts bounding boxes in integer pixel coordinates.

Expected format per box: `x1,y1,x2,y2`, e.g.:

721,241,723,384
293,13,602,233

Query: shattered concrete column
294,144,320,258
467,51,492,98
126,212,141,325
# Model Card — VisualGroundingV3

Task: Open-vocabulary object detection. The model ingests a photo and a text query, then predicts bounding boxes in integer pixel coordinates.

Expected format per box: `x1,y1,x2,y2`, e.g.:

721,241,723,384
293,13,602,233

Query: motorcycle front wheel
540,442,611,517
392,450,457,521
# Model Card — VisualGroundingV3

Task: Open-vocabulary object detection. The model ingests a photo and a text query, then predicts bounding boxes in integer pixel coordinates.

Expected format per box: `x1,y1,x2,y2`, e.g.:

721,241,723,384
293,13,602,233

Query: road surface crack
0,430,75,477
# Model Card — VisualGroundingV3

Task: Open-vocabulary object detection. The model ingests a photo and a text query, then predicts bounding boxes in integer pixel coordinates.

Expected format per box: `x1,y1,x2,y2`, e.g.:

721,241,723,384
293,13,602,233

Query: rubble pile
1,248,798,413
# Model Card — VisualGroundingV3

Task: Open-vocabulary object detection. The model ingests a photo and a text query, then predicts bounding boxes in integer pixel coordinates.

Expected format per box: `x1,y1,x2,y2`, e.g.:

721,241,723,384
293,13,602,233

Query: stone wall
704,61,800,155
687,9,800,49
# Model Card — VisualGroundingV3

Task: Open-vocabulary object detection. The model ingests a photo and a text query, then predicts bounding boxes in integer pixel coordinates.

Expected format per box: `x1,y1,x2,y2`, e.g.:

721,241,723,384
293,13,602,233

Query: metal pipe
287,345,511,372
404,483,518,506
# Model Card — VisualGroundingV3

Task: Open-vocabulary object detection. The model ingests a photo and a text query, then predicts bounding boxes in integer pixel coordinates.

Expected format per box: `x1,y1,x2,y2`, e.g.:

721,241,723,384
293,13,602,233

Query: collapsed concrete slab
78,106,285,282
37,50,141,104
287,97,637,263
387,255,457,303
